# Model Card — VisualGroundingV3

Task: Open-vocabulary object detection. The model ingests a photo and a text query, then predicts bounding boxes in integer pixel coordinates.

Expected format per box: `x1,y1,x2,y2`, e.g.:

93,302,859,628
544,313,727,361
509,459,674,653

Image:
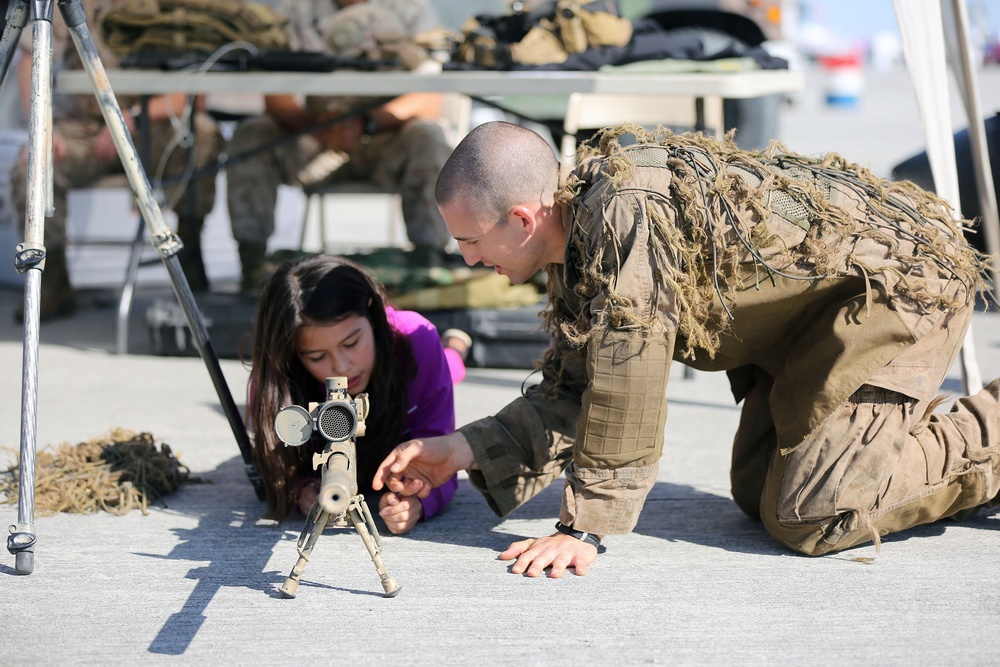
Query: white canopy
893,0,999,392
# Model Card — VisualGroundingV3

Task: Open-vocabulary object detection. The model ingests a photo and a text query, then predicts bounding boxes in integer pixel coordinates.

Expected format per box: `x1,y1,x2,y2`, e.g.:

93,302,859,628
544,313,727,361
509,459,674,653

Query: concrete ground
0,65,999,665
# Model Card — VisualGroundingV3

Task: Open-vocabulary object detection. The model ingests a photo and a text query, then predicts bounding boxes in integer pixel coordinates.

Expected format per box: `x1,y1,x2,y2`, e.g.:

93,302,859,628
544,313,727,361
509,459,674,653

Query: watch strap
555,521,602,549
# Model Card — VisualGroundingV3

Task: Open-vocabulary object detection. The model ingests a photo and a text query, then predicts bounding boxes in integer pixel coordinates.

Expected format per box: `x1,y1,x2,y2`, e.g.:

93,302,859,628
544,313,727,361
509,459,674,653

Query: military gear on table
452,0,632,68
322,2,430,71
460,125,998,553
282,0,439,51
99,0,290,57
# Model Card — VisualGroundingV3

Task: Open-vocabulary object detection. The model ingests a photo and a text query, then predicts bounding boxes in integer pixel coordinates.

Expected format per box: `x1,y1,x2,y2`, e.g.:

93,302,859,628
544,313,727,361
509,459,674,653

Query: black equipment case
422,302,550,370
145,293,258,359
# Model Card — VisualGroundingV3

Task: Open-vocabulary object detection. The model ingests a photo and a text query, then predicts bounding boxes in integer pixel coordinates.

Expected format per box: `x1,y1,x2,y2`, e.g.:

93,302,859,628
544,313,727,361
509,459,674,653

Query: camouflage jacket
459,127,986,536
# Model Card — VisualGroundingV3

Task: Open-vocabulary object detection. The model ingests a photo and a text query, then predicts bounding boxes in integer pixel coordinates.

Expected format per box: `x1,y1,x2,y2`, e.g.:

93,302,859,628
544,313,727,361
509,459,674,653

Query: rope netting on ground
0,428,197,516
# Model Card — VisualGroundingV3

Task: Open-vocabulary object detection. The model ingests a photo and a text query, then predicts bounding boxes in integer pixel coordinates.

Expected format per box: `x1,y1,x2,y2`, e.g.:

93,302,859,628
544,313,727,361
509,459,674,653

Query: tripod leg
6,0,53,576
348,496,401,598
56,0,265,501
279,503,331,599
0,1,29,91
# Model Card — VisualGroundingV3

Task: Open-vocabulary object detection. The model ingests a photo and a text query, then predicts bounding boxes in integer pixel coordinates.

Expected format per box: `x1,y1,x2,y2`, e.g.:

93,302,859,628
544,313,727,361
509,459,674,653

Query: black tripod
1,0,263,575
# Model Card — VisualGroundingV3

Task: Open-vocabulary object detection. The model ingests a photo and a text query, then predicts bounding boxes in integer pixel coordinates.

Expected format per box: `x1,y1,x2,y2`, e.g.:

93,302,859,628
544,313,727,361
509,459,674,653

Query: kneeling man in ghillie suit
375,121,1000,577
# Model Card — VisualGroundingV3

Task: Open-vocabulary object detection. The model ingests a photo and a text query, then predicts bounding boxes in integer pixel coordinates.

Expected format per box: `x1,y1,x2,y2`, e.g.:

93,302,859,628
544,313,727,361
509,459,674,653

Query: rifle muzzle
318,452,353,515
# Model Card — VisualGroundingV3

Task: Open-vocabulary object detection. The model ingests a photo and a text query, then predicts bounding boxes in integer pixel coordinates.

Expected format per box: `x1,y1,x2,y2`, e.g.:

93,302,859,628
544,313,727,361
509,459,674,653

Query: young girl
247,254,465,534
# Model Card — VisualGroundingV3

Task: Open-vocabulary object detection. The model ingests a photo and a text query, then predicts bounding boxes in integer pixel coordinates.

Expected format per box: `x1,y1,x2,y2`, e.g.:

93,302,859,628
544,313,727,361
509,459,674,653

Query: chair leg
115,214,148,354
389,194,403,247
318,194,329,253
299,193,314,252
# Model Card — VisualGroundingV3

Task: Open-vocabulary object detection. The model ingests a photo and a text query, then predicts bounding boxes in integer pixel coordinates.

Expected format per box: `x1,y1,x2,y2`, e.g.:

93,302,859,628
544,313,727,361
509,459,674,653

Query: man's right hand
372,432,476,498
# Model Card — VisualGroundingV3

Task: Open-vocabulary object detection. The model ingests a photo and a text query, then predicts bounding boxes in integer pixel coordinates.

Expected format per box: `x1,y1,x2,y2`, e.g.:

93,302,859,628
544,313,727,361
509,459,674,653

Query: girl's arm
417,474,458,520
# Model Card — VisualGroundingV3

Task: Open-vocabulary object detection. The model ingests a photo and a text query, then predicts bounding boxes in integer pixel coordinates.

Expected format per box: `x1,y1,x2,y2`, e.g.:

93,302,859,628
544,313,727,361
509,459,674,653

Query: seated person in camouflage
226,0,453,292
10,0,223,319
374,121,1000,578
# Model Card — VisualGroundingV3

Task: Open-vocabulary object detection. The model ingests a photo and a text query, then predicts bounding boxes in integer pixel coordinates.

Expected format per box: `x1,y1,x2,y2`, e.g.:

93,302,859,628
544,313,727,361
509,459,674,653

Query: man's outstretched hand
372,432,476,498
374,436,600,577
499,533,598,578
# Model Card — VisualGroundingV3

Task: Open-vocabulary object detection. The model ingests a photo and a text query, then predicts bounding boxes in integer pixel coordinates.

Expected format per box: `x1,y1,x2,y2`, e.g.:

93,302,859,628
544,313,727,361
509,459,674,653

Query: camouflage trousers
730,303,1000,555
225,115,453,249
10,113,222,249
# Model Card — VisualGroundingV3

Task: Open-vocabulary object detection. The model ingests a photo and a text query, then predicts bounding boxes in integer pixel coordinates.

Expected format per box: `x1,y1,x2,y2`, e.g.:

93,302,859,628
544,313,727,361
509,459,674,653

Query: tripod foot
8,528,37,575
15,551,34,575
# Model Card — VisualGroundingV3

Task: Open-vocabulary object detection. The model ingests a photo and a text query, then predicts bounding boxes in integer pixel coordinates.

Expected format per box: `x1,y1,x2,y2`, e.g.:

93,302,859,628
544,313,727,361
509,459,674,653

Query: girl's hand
296,479,320,517
378,492,422,534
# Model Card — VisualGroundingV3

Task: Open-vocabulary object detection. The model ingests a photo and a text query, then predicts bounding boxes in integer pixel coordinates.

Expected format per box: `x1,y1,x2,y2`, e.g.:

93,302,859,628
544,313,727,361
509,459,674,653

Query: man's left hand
499,532,598,578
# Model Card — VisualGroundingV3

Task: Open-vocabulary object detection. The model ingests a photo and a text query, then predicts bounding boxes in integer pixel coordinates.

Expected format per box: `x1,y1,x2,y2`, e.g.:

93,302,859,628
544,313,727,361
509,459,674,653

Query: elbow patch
576,329,670,468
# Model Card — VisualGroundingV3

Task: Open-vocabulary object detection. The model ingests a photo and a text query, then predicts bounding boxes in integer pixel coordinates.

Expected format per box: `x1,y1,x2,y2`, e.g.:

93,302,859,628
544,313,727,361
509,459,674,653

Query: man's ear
509,204,538,236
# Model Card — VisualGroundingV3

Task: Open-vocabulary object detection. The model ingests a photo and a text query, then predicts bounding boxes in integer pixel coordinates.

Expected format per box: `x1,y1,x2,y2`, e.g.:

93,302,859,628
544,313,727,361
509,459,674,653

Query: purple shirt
387,308,459,520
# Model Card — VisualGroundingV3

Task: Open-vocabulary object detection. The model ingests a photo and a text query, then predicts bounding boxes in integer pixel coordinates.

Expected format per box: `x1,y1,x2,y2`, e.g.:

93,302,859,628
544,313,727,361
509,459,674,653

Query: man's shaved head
436,121,560,225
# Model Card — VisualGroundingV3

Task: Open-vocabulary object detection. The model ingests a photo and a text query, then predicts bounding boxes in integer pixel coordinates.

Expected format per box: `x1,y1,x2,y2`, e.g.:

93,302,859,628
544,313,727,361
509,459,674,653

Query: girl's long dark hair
248,254,415,520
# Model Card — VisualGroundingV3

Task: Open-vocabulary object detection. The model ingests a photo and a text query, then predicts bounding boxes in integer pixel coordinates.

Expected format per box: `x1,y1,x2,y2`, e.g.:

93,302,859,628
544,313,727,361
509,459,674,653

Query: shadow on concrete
383,471,1000,562
129,455,293,655
125,451,1000,654
392,476,783,557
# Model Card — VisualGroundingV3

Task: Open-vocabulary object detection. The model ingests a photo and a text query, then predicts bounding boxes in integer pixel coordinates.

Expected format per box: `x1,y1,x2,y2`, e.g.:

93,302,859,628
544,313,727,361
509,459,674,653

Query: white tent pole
893,0,982,393
946,0,1000,299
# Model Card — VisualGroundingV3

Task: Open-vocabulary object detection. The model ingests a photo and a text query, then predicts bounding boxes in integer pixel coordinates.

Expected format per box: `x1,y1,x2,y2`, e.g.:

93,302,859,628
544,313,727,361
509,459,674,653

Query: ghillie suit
552,124,988,360
458,124,1000,557
0,429,194,516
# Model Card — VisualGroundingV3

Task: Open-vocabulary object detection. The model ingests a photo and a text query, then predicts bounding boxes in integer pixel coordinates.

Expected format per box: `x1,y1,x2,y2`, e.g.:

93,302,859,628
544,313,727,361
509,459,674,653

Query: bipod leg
347,495,401,597
279,502,331,599
55,0,265,500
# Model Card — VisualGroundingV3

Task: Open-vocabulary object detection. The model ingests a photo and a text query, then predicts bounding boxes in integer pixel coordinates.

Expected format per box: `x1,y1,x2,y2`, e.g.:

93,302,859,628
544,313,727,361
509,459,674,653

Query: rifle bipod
278,493,401,599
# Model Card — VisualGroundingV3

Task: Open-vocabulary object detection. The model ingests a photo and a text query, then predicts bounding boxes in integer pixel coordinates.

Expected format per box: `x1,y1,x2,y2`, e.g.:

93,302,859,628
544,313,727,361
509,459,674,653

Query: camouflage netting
0,428,195,516
550,124,991,360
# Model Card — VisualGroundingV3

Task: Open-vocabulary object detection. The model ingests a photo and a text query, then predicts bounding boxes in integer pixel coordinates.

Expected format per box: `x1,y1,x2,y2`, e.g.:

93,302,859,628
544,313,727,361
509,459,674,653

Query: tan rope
0,428,196,516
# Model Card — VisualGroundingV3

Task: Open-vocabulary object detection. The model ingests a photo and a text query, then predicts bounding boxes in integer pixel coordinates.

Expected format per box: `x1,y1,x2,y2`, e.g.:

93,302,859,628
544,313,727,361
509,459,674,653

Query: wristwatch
555,521,602,549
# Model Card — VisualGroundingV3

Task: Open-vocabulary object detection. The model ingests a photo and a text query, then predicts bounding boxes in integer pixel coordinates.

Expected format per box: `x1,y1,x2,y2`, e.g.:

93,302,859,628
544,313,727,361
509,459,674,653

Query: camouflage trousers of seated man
225,115,453,251
11,113,221,249
730,301,1000,556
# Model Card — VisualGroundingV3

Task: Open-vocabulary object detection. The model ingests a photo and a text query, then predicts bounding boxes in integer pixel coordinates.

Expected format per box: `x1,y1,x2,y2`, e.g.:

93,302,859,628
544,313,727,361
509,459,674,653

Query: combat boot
238,241,268,294
175,216,209,292
13,245,76,322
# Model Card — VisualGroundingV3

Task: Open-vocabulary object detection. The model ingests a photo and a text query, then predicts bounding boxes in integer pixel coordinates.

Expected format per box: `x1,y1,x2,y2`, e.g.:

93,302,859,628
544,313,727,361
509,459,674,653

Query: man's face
440,199,547,285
